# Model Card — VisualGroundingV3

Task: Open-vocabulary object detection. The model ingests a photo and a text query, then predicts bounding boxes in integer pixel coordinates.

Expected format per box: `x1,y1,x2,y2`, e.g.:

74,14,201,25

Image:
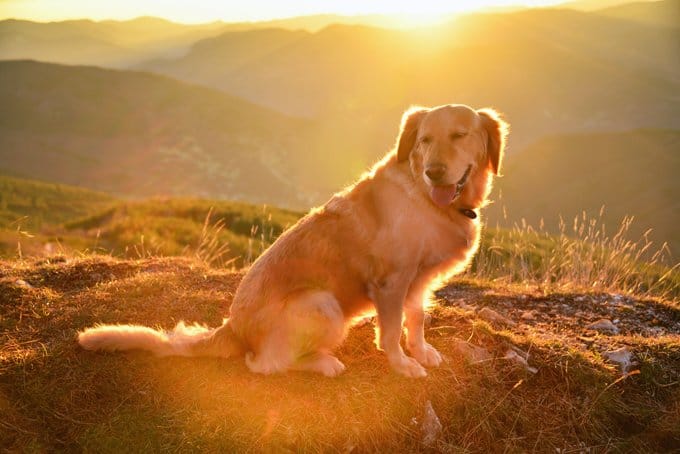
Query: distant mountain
0,17,228,67
138,28,310,90
487,129,680,258
558,0,656,11
0,13,461,68
139,4,679,161
224,13,459,32
596,0,680,27
0,60,323,208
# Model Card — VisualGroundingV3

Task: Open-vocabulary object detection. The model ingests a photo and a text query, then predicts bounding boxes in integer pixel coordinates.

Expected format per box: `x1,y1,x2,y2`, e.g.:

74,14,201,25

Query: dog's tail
77,319,244,358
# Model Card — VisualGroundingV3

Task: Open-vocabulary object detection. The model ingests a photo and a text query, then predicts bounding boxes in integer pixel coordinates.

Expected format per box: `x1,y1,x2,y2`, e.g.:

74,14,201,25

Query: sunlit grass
471,207,679,300
1,255,678,451
3,197,678,300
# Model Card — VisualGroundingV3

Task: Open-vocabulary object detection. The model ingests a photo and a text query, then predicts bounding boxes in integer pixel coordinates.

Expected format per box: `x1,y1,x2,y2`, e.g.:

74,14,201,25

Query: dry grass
473,208,679,300
1,256,678,452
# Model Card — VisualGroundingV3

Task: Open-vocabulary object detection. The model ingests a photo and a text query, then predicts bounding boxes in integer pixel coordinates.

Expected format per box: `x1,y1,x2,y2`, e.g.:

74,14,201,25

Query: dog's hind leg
290,351,346,377
245,291,347,376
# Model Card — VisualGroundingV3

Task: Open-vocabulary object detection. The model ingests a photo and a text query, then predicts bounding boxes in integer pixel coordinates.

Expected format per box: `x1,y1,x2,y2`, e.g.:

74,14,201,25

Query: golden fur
78,104,508,378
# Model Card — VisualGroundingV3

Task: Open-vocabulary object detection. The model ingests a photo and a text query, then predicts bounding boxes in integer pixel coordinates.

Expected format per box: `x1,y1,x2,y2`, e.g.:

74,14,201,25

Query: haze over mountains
488,128,680,255
0,61,322,207
138,5,679,162
0,0,678,256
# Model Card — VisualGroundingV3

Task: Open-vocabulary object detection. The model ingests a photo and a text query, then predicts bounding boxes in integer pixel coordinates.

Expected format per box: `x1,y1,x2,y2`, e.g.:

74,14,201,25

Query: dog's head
396,104,508,209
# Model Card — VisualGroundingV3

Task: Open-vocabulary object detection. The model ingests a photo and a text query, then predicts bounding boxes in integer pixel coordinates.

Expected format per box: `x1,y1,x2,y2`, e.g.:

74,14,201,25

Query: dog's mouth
429,165,471,208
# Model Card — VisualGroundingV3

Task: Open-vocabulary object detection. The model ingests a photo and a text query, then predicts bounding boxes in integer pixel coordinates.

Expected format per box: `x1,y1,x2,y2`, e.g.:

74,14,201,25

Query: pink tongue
430,184,458,207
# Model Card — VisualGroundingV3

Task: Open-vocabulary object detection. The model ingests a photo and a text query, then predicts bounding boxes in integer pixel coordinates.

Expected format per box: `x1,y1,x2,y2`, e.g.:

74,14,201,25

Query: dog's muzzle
429,165,472,208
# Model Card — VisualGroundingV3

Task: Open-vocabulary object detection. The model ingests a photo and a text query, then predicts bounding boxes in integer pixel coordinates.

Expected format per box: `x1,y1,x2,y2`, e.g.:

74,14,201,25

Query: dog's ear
396,107,428,162
477,108,509,175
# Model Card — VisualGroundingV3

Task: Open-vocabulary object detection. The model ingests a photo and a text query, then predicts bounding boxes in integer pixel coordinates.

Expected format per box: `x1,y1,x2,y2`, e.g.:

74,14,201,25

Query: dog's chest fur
363,164,479,282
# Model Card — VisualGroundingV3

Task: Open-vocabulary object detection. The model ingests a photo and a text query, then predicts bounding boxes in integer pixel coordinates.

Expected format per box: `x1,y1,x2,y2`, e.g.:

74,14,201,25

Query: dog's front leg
372,282,427,378
404,293,442,368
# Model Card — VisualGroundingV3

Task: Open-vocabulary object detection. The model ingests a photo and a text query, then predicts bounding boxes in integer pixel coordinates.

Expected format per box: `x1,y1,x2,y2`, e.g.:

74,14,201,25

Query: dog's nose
425,164,447,183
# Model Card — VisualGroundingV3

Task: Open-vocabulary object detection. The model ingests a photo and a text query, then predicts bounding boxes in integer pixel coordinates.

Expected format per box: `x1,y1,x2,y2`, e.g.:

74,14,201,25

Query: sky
0,0,567,23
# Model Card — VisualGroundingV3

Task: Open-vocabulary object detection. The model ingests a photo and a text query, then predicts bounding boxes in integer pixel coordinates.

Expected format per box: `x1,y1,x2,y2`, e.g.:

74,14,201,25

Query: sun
381,12,455,29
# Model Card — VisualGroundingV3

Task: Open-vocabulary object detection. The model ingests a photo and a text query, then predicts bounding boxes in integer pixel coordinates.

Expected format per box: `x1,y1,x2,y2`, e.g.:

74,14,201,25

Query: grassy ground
1,256,678,452
1,196,300,267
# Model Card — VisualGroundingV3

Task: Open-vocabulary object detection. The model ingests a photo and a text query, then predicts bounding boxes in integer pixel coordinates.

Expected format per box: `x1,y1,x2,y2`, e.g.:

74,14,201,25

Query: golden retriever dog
78,104,508,378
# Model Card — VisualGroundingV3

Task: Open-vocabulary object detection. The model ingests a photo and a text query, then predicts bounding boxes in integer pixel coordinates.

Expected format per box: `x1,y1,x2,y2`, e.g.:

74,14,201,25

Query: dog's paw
391,355,428,378
411,343,443,368
318,355,346,377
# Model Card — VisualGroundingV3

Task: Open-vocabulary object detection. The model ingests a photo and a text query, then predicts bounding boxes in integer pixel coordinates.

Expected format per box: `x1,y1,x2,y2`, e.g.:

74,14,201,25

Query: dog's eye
420,136,432,145
450,132,467,141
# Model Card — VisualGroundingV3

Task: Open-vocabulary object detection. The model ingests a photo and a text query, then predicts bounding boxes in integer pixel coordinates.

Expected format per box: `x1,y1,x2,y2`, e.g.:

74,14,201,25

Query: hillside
0,174,114,229
1,173,676,298
137,28,311,90
489,129,680,258
561,0,664,12
1,255,678,451
63,198,300,267
0,60,328,207
596,0,680,27
0,175,301,265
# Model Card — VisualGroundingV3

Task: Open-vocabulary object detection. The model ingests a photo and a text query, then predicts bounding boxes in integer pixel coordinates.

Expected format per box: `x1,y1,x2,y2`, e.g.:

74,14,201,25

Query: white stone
478,307,516,327
15,279,33,289
604,347,635,373
520,310,535,320
586,319,619,334
451,339,492,363
504,349,538,374
421,400,443,447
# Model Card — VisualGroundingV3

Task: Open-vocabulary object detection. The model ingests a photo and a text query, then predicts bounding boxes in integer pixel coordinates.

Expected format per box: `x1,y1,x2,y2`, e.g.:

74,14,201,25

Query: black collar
459,208,477,219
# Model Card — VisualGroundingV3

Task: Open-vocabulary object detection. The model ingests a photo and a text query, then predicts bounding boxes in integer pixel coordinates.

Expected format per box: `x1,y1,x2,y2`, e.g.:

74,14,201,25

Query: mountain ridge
0,60,320,208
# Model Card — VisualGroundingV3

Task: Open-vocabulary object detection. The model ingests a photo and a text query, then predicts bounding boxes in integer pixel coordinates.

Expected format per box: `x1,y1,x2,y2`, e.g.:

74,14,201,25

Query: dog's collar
454,165,476,219
458,208,477,219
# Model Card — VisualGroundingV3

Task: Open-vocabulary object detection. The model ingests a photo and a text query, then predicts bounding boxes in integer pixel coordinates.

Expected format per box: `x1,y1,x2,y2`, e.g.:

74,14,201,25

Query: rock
578,336,596,345
504,348,538,374
421,400,443,447
520,311,535,320
604,347,635,373
15,279,33,289
478,307,516,327
586,319,619,334
455,300,476,312
451,339,492,363
645,327,666,336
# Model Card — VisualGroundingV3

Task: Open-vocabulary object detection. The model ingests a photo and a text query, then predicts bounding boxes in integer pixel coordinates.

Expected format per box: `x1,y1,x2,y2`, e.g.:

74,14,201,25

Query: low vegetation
1,176,678,451
1,256,678,451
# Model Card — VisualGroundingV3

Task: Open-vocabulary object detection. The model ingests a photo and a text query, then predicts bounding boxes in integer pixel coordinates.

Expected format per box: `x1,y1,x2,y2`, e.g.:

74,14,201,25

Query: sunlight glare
0,0,566,23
